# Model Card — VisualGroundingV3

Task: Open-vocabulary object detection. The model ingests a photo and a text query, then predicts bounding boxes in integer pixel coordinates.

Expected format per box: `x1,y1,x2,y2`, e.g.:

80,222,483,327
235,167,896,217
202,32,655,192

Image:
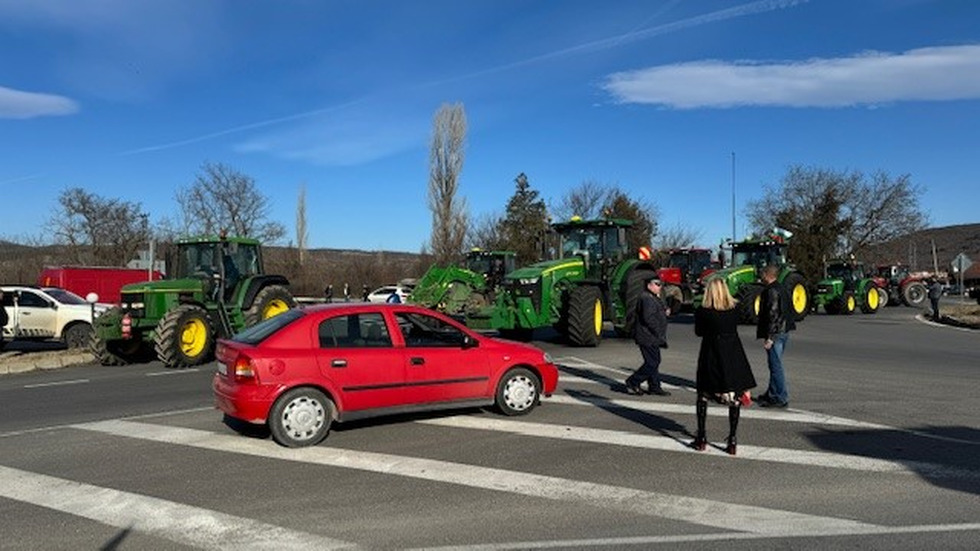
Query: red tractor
658,248,718,311
874,264,930,307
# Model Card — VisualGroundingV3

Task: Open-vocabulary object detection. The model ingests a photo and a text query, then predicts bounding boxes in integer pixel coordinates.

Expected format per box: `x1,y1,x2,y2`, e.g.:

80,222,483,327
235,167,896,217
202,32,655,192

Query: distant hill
864,223,980,280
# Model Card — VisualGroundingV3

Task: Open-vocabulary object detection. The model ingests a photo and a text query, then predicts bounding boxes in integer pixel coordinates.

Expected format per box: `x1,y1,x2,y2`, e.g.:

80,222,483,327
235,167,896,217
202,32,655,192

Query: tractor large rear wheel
902,281,927,307
245,285,296,327
784,273,810,321
621,268,656,337
566,286,603,347
154,304,215,368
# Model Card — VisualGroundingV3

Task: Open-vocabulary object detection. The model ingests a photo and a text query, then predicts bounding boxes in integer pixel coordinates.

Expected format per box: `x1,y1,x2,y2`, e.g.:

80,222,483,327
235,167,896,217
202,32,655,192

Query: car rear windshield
44,288,87,305
232,309,305,345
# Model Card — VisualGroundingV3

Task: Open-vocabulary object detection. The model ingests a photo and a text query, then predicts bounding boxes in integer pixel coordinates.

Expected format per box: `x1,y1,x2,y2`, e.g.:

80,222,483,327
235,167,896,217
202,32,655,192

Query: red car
213,303,559,447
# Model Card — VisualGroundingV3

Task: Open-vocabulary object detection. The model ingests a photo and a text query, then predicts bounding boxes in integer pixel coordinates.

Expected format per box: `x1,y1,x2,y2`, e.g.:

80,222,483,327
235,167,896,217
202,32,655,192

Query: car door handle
410,357,425,366
331,359,347,368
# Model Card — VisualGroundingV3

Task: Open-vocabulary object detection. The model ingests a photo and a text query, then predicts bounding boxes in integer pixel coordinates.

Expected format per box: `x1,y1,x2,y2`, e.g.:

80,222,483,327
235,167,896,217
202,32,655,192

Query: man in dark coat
625,276,671,396
756,265,796,408
928,277,943,321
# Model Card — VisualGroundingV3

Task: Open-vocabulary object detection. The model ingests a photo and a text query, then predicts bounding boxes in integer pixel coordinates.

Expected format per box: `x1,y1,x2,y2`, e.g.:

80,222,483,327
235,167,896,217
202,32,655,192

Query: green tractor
812,259,882,315
466,216,657,346
409,249,516,317
705,231,810,324
91,235,296,368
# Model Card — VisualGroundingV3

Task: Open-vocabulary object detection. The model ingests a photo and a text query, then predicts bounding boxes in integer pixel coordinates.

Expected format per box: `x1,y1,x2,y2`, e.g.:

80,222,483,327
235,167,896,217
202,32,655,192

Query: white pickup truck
1,286,107,349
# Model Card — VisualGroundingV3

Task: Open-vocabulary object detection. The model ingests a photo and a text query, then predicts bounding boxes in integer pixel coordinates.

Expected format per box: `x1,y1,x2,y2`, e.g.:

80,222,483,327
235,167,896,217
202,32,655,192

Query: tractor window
561,230,601,259
176,243,219,279
466,254,491,274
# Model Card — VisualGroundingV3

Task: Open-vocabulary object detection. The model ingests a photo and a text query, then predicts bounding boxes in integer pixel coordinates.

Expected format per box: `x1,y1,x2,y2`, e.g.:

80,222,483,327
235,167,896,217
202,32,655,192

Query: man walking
756,265,795,408
928,277,943,321
625,276,671,397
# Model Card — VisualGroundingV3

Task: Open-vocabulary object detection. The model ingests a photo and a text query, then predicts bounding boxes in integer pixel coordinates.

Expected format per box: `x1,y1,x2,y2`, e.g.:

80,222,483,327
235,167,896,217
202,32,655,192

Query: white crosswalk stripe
416,415,980,478
73,419,881,537
0,465,358,550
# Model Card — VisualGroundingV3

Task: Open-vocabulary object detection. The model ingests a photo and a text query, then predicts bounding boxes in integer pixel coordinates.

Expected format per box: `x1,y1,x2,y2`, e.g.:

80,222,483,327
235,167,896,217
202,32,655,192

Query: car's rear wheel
495,367,541,416
64,323,92,349
269,387,334,448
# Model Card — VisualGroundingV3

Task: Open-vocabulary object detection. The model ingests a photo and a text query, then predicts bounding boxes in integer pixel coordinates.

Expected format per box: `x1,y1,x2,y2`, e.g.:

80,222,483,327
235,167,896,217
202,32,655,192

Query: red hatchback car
213,303,559,447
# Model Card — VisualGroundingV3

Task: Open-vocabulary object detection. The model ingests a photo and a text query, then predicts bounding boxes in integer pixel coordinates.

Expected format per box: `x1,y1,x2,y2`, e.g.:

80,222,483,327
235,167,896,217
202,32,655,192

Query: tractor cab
172,237,261,302
553,217,632,280
465,250,516,290
730,240,788,272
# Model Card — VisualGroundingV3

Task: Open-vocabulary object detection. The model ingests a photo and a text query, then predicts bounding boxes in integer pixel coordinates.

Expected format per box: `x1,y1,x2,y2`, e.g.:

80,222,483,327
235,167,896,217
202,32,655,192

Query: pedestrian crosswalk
2,356,979,550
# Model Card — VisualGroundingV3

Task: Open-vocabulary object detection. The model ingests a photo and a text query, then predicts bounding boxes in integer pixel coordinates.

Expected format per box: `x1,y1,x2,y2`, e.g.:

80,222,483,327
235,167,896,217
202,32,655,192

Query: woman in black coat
692,278,756,455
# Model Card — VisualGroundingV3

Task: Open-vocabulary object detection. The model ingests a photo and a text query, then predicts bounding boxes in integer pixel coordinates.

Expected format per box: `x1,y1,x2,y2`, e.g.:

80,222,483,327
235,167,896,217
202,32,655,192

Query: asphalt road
1,306,978,550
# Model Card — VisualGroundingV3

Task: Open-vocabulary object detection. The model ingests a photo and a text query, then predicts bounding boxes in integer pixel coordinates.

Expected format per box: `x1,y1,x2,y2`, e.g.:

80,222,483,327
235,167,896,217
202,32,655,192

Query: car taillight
234,354,257,382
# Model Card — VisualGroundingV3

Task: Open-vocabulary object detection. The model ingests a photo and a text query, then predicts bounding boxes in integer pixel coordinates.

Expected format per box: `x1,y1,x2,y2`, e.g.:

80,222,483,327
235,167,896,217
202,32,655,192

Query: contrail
124,0,808,155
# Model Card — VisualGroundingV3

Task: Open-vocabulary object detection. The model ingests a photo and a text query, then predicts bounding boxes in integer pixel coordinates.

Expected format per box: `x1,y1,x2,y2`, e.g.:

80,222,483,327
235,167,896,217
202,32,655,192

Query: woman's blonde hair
702,277,736,311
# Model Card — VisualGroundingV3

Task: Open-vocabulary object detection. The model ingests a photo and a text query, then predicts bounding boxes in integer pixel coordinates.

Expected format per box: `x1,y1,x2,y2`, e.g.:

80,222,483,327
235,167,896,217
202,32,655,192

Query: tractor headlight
518,277,539,285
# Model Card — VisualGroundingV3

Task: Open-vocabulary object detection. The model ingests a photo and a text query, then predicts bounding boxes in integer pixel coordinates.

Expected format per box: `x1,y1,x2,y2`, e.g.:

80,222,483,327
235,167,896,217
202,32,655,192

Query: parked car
1,285,108,348
213,303,559,447
366,284,414,303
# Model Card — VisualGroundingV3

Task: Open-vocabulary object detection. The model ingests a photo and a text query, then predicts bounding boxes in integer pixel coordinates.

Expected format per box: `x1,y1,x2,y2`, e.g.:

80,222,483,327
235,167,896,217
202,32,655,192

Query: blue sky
2,0,978,253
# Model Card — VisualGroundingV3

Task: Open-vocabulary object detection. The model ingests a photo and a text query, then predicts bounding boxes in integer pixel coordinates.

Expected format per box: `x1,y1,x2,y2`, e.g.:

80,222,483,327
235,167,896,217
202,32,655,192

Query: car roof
302,302,438,316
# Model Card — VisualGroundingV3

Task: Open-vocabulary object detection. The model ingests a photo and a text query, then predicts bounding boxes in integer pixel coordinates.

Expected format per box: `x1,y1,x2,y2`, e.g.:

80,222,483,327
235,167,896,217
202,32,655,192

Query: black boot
726,404,741,455
692,398,708,451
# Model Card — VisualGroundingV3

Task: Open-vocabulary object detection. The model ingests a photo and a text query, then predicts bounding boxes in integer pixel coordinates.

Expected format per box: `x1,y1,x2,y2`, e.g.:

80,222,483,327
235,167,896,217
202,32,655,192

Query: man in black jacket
625,276,671,396
755,265,796,408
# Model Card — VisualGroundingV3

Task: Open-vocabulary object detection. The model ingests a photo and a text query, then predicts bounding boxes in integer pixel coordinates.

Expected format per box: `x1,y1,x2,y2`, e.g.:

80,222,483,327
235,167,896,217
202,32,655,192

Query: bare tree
427,103,469,266
47,187,150,266
745,165,927,280
296,184,308,265
655,223,703,250
177,162,286,242
467,211,506,251
550,179,607,222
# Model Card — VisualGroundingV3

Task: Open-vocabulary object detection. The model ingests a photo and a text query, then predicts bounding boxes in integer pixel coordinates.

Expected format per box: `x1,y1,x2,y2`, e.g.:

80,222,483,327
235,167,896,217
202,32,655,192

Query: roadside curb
0,351,93,375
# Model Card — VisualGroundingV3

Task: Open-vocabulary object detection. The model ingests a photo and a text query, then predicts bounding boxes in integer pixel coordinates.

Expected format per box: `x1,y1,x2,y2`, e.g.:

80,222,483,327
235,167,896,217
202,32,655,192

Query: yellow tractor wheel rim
593,299,603,336
867,288,879,310
179,318,208,357
847,296,856,311
792,284,808,314
263,299,290,319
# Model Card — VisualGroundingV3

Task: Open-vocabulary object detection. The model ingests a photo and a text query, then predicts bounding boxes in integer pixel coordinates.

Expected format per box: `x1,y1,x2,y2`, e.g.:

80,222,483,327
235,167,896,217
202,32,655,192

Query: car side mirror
462,335,479,349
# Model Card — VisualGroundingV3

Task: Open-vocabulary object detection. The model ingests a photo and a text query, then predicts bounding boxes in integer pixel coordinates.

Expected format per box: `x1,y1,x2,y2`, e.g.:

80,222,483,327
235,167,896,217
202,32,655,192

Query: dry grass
943,301,980,327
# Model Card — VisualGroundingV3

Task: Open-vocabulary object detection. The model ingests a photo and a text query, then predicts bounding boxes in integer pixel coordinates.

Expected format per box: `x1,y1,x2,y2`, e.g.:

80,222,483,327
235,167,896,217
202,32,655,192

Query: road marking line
415,416,980,479
546,394,891,429
146,368,201,377
0,465,357,550
554,357,980,445
74,420,879,536
23,378,90,389
409,522,980,550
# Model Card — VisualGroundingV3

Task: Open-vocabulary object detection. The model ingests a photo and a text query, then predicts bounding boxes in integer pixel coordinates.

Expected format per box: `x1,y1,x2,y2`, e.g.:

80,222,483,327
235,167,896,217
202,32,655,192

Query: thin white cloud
0,86,78,119
126,0,807,158
604,45,980,108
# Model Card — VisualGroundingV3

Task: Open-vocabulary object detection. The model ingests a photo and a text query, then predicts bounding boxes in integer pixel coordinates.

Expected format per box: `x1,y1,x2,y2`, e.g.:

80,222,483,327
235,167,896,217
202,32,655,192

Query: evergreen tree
500,173,550,264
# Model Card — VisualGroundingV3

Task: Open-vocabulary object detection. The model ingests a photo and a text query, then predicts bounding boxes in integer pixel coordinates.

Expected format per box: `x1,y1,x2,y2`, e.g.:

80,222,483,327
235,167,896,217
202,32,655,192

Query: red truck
38,266,164,305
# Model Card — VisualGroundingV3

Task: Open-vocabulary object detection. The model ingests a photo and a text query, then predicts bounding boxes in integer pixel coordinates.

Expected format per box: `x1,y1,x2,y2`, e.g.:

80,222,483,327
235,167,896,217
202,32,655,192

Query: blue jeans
764,333,790,404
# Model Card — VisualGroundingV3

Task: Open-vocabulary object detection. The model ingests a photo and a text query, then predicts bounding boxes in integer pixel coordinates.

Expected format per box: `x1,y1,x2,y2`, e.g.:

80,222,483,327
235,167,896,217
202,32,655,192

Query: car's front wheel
269,387,334,447
495,367,541,416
